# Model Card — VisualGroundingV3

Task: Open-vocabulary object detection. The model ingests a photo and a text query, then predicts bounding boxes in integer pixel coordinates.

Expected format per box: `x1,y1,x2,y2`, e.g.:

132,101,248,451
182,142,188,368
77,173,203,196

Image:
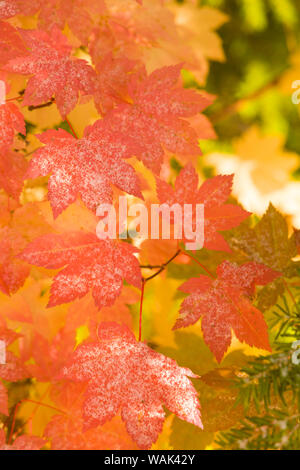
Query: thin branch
140,264,162,269
138,278,145,341
143,249,182,282
181,249,216,278
209,77,279,124
28,98,55,110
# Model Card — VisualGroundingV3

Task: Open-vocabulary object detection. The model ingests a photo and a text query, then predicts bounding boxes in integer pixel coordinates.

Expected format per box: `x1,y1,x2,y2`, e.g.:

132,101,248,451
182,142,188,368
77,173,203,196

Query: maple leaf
93,54,142,114
0,0,39,19
0,102,25,148
208,127,299,196
65,287,138,337
45,382,139,450
175,261,281,362
225,203,299,310
0,381,8,416
26,126,142,218
0,351,28,381
0,226,30,295
227,204,298,273
61,322,202,449
36,0,106,45
25,330,76,382
0,21,27,69
0,325,22,347
4,27,96,119
19,232,142,309
0,430,44,450
156,164,250,252
0,148,28,199
99,64,212,173
168,2,228,83
0,203,52,295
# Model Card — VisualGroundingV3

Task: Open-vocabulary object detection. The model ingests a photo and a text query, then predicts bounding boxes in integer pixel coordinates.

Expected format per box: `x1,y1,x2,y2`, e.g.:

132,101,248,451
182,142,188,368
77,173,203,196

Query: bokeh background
179,0,300,226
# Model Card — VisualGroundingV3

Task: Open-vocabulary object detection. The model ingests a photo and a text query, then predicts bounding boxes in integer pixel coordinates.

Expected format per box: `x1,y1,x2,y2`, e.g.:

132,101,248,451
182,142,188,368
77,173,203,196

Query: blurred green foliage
180,0,300,164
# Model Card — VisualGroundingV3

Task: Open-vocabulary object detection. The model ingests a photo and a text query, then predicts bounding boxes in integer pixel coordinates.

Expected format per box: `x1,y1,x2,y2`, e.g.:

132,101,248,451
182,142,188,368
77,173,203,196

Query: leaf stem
65,116,78,139
6,96,23,102
181,249,216,278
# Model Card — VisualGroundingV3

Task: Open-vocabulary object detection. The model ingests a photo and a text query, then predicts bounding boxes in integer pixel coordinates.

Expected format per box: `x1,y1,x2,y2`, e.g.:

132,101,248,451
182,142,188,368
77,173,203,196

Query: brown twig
28,98,55,110
142,249,182,282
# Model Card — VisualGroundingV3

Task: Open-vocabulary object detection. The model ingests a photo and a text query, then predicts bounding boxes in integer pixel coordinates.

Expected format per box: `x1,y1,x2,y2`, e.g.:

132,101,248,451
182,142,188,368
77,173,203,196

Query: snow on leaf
26,126,142,218
93,54,143,114
4,27,96,119
19,232,142,309
45,382,138,450
61,322,202,449
99,64,213,173
156,163,250,252
9,435,45,450
0,1,39,19
175,261,282,362
0,351,28,381
0,429,45,450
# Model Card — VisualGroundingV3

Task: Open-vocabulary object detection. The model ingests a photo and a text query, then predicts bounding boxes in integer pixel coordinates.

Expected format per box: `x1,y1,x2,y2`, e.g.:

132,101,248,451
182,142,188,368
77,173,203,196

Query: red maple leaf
156,163,250,251
175,261,282,362
4,26,96,118
0,325,22,347
0,430,44,450
19,233,142,309
0,382,8,415
0,21,27,69
45,382,139,450
61,322,202,449
0,351,28,382
0,226,30,295
95,64,213,172
26,126,142,218
93,53,142,114
25,330,76,382
0,102,25,148
0,203,52,295
0,148,28,199
0,1,38,19
37,0,107,45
